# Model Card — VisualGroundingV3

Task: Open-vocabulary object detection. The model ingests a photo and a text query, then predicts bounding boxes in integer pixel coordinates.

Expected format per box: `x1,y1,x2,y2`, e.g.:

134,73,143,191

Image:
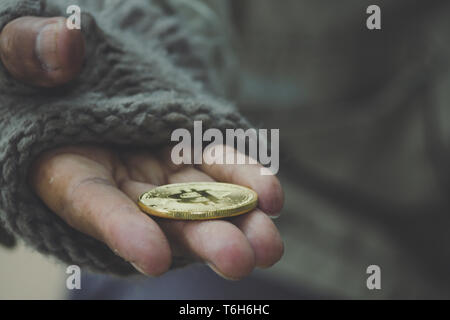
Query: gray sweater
0,0,248,275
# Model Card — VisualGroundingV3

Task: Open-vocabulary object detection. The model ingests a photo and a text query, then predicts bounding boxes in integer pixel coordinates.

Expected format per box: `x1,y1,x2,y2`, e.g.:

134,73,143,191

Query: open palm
30,144,284,280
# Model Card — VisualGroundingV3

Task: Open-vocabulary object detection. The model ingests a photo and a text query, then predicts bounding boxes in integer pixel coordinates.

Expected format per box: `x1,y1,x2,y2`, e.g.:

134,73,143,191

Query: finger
121,151,170,186
30,152,171,276
161,219,255,280
166,164,284,268
0,16,85,87
165,164,284,269
121,179,256,280
124,152,283,271
122,151,215,185
231,210,284,268
199,145,284,216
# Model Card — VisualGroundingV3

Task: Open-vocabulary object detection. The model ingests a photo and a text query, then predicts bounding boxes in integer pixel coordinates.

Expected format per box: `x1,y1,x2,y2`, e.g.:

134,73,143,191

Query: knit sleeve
0,0,249,275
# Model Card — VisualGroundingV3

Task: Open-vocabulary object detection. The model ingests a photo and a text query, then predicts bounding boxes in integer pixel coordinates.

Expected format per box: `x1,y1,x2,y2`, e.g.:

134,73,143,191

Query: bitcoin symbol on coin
169,189,230,205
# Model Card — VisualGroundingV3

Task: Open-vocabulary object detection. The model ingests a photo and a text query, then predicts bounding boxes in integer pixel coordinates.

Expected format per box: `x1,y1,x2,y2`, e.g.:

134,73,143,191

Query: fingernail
131,262,150,276
206,262,238,281
36,21,63,71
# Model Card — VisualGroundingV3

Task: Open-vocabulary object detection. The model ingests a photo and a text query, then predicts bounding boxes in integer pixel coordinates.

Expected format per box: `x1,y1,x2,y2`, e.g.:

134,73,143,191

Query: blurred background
2,0,450,299
0,241,64,299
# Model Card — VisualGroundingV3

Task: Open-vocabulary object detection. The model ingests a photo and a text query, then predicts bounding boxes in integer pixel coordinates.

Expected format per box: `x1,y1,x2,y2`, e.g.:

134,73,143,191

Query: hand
0,16,284,279
0,16,84,87
30,145,284,280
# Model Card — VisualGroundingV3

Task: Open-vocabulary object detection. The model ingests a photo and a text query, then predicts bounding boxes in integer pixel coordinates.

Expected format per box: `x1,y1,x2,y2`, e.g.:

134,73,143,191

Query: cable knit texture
0,0,249,275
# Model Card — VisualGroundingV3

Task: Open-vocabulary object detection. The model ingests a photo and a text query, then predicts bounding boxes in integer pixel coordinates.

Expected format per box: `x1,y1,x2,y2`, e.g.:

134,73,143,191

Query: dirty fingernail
36,21,62,71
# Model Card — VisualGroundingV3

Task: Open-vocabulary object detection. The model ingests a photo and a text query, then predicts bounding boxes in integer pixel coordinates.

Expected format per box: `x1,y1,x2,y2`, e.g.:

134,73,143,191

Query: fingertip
252,238,284,269
200,145,284,216
35,17,85,86
208,227,255,280
249,213,284,268
254,174,284,216
261,176,284,216
0,16,85,87
106,207,172,277
233,210,284,268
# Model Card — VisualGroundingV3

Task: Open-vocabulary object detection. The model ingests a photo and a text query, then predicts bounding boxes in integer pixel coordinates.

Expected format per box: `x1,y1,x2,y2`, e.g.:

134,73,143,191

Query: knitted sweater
0,0,248,275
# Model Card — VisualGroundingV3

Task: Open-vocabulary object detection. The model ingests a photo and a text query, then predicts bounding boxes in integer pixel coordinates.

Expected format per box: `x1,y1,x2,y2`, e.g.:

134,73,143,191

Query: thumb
0,16,85,88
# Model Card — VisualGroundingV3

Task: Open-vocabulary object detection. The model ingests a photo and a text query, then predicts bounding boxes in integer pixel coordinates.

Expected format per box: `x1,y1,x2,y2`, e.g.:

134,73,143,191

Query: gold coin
138,182,258,220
